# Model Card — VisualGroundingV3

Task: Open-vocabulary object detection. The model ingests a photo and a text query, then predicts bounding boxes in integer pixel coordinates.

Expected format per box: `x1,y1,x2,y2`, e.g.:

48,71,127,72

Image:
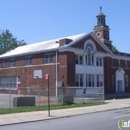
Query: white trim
115,68,125,93
60,46,130,61
84,39,96,51
90,32,113,54
0,63,60,70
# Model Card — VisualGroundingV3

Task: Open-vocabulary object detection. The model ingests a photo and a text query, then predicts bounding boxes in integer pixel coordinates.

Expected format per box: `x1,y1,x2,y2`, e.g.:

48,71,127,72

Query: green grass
0,102,104,115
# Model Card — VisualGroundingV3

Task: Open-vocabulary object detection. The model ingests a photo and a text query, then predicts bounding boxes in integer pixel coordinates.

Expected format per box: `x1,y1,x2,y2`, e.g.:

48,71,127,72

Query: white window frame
75,55,83,65
10,58,16,68
25,56,32,66
96,57,103,66
86,74,94,87
75,74,84,87
0,77,18,89
86,47,94,66
44,53,53,64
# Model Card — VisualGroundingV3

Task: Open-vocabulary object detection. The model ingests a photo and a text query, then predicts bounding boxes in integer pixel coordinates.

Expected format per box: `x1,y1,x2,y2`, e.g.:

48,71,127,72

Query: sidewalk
0,98,130,126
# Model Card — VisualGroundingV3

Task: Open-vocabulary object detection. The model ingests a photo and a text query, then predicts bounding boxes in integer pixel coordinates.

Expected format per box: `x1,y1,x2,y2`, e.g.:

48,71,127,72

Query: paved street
0,108,130,130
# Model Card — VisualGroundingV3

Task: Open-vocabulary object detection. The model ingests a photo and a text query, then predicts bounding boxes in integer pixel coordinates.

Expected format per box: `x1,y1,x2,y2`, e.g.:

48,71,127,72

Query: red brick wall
0,50,76,91
72,35,106,52
58,51,75,87
104,57,114,93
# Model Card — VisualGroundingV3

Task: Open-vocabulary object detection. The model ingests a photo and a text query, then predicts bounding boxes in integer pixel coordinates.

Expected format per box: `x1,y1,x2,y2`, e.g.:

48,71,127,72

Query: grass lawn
0,102,104,115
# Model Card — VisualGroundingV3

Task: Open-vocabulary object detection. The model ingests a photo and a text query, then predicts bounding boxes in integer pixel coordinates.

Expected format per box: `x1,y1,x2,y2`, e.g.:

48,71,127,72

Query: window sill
0,87,18,90
24,65,32,66
10,67,16,68
43,63,54,65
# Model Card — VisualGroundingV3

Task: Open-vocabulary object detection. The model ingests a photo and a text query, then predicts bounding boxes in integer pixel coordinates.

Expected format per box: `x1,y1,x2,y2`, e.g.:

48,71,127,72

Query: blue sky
0,0,130,53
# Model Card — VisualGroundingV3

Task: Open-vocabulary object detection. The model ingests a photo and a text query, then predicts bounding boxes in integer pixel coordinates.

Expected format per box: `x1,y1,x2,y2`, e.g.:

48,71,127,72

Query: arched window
84,40,96,66
86,46,94,66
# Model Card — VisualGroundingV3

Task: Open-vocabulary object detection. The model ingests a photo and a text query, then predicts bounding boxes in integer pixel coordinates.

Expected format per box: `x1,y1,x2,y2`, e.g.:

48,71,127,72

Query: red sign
45,74,49,79
18,82,20,87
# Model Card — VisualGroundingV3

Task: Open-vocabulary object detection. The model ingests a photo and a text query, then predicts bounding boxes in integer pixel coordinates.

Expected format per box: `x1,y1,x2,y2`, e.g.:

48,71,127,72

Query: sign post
45,74,50,116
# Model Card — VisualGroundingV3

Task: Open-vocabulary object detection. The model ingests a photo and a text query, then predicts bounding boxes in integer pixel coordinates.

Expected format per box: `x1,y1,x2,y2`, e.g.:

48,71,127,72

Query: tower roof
97,6,105,17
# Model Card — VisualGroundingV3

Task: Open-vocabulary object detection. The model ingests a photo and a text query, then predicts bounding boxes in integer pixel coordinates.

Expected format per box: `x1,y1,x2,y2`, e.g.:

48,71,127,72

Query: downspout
56,50,58,97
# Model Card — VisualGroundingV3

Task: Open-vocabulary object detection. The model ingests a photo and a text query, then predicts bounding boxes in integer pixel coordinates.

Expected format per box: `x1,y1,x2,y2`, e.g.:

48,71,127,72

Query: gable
71,34,107,53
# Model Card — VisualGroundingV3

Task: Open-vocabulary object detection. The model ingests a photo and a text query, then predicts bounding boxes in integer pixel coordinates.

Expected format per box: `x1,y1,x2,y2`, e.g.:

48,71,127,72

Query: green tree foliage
112,45,118,52
0,29,26,55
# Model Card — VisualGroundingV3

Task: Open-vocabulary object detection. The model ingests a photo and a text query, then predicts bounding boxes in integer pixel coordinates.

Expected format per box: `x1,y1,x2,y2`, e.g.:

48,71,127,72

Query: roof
0,33,86,58
98,12,105,16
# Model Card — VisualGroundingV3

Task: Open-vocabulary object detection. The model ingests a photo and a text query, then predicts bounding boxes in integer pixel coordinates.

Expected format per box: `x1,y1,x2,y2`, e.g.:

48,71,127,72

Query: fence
0,86,104,109
58,87,104,103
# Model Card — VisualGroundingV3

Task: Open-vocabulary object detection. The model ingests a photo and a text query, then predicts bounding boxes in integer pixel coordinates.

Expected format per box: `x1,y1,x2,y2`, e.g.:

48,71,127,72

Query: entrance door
118,80,123,92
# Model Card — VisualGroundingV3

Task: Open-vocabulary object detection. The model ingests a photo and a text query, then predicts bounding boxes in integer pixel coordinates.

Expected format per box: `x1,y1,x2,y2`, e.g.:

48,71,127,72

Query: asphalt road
0,108,130,130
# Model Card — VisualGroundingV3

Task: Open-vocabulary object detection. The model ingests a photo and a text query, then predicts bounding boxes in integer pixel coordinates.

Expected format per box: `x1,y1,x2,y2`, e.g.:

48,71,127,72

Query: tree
0,29,26,55
112,45,118,52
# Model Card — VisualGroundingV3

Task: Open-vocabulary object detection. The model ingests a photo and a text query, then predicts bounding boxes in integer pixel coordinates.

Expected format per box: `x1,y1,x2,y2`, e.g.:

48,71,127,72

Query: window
44,53,53,64
79,56,83,64
86,75,94,87
125,60,127,68
96,57,103,66
10,59,16,67
0,77,17,89
0,60,5,68
88,48,91,65
75,74,84,87
125,75,128,86
75,55,78,64
25,56,32,66
86,47,94,66
79,75,83,87
75,55,83,65
97,75,99,87
75,75,79,86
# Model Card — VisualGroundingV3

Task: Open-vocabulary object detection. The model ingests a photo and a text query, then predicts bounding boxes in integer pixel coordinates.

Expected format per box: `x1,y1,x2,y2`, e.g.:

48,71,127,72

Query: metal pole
36,76,40,106
48,75,50,116
56,50,58,97
38,78,40,106
9,85,11,109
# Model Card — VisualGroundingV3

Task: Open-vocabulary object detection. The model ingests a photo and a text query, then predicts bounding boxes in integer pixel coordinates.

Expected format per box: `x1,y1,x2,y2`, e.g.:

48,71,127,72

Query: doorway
118,80,123,93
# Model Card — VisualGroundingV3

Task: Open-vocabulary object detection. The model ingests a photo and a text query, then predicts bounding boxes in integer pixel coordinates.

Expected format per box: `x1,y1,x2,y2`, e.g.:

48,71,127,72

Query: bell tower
94,7,112,50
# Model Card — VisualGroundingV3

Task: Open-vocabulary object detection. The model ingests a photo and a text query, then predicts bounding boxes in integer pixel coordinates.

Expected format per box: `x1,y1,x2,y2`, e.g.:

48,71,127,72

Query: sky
0,0,130,53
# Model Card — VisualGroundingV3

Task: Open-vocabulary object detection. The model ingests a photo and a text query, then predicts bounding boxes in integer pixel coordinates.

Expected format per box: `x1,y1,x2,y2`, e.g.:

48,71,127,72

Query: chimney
59,38,73,46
